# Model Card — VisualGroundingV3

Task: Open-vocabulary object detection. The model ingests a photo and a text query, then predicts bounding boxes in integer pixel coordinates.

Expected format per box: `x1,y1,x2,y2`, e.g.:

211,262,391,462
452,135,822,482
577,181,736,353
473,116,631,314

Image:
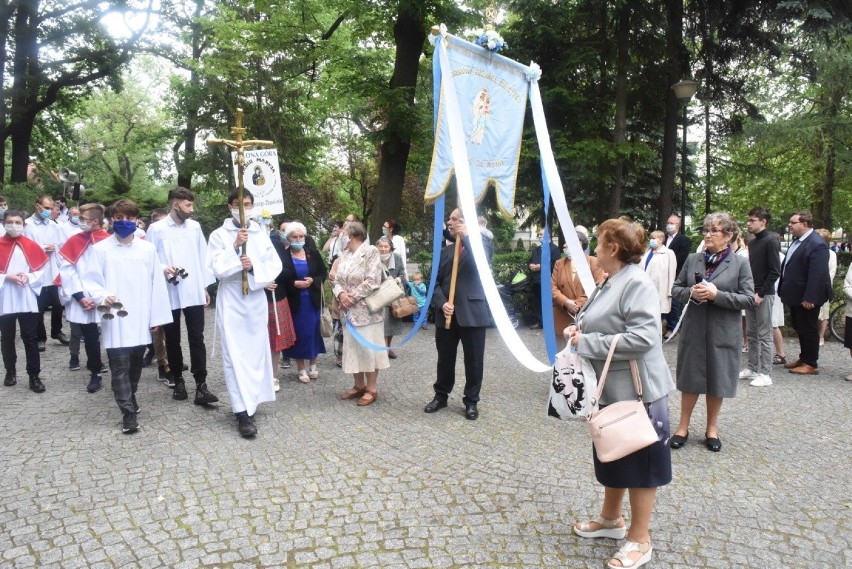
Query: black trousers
79,322,103,374
789,304,821,367
163,305,207,385
36,285,64,341
434,322,486,406
0,312,40,377
530,280,543,325
107,346,145,418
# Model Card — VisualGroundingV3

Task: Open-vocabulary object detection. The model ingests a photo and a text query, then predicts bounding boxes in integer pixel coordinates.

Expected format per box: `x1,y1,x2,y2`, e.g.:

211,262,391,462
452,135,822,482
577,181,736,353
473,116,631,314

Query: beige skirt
342,320,390,374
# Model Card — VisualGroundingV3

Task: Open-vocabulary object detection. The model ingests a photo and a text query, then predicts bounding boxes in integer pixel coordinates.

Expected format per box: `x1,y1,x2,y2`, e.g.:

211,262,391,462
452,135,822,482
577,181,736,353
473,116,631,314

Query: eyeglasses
788,221,803,226
703,229,723,235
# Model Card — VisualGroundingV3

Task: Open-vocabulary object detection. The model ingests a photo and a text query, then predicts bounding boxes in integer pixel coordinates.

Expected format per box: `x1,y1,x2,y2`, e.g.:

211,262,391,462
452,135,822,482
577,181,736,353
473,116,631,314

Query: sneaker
738,369,757,380
122,413,139,434
158,365,169,382
750,374,773,387
741,345,749,353
194,382,219,405
100,364,109,374
237,415,257,438
86,374,102,393
37,341,46,352
69,358,81,371
280,357,291,369
164,375,176,388
53,332,70,345
4,371,16,387
172,379,188,400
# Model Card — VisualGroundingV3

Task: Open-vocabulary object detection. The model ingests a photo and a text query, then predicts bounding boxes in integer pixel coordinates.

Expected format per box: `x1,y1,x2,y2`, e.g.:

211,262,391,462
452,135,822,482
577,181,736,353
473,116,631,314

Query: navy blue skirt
593,396,672,489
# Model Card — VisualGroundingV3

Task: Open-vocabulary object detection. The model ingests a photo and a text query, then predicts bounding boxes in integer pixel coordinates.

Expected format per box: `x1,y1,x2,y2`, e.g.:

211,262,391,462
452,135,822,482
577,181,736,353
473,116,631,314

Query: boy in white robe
207,189,281,438
146,186,218,405
58,203,111,393
0,210,48,392
90,199,173,434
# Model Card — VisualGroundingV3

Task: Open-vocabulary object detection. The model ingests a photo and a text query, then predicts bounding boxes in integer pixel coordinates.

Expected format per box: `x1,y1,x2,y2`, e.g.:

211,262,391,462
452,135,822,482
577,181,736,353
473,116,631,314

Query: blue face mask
289,241,305,250
112,220,136,238
71,216,80,225
39,208,51,220
0,207,7,217
382,227,388,236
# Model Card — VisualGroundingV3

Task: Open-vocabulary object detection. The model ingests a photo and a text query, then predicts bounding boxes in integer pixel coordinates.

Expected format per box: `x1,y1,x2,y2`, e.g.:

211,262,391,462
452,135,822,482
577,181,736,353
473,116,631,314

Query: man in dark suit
778,211,833,375
664,214,691,335
527,228,561,329
424,208,493,420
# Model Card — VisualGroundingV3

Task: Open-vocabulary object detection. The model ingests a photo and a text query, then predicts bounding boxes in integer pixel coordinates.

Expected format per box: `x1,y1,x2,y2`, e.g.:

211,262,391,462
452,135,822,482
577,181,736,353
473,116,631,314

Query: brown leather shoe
340,386,367,400
783,359,803,369
356,390,378,406
789,363,818,375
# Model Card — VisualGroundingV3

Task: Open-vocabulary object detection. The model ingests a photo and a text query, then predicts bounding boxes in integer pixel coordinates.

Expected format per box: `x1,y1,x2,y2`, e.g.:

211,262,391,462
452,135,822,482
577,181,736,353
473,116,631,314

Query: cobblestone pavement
0,308,850,568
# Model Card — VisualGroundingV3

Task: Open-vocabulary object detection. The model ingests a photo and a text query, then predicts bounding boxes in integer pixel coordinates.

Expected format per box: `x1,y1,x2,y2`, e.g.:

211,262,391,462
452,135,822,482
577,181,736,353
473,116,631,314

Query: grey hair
376,236,394,251
346,221,367,241
284,221,307,241
703,212,738,237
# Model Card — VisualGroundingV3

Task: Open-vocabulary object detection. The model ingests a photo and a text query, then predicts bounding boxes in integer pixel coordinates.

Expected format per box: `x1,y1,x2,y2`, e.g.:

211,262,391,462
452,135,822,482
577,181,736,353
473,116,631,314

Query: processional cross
206,108,274,295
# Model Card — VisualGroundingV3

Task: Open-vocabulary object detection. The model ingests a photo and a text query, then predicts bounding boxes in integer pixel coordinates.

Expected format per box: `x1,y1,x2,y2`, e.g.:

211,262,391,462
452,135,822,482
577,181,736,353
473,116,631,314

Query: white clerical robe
0,248,44,314
23,216,65,284
145,216,215,310
59,242,105,325
207,219,281,415
90,236,173,349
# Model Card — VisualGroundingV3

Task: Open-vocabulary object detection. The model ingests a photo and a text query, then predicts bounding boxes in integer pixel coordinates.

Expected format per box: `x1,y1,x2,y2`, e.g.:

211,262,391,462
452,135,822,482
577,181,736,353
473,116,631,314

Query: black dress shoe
4,371,16,387
705,433,722,452
29,376,46,393
424,398,447,413
670,432,689,449
465,404,479,420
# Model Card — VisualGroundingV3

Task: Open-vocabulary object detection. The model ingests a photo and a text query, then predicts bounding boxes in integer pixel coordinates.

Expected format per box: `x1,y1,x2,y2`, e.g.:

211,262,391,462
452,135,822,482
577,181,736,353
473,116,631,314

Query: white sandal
297,369,310,384
607,540,652,569
573,516,627,539
308,364,319,379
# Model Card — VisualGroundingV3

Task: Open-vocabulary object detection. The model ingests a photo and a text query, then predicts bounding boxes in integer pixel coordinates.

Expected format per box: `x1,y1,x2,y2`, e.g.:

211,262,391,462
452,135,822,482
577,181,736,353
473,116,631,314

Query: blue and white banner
424,34,529,218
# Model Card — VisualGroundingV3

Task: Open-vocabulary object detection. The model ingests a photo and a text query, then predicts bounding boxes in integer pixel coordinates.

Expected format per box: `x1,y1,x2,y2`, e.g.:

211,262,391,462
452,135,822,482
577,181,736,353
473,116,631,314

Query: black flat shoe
705,433,722,452
465,404,479,420
670,432,688,449
424,398,447,413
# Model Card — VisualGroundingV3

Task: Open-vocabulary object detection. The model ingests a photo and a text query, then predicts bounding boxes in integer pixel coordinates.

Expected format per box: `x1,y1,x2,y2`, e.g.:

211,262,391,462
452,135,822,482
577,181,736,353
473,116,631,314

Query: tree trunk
176,0,205,189
0,0,12,185
9,0,37,184
658,0,685,228
609,2,629,218
370,2,427,242
820,91,840,230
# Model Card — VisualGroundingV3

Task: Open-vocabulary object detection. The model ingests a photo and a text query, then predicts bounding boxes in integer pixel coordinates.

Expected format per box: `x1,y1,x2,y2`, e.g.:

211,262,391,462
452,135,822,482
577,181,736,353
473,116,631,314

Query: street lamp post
672,80,699,219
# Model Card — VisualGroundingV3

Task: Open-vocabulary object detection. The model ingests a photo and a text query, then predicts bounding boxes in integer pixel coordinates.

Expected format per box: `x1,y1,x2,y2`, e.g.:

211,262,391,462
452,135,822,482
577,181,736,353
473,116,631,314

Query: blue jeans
107,346,146,417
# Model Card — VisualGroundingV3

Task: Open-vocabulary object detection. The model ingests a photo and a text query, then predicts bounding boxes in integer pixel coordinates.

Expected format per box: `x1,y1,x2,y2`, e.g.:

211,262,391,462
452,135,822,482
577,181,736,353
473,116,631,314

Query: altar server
0,210,48,392
207,189,282,438
90,199,172,434
58,203,111,393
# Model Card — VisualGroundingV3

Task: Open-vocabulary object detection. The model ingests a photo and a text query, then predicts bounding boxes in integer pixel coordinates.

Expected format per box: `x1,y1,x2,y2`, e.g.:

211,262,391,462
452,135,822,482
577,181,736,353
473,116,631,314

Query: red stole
0,234,49,273
59,230,110,265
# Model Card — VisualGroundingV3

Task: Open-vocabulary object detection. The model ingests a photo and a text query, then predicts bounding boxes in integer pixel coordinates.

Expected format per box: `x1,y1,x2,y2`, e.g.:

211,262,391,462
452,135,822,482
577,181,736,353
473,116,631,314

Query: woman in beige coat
551,241,604,350
642,230,677,330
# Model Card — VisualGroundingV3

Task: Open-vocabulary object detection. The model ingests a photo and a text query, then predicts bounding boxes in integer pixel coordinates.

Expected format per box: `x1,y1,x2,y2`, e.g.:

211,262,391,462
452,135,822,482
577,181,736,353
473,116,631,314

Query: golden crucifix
206,107,274,295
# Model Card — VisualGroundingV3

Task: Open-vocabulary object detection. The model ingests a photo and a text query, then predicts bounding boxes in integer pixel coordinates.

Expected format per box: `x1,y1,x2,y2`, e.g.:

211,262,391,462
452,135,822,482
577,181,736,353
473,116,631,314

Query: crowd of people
3,190,850,568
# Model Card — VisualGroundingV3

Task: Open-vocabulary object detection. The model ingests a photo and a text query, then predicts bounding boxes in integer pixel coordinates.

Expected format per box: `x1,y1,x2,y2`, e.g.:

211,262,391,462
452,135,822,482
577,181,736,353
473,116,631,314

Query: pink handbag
586,334,659,463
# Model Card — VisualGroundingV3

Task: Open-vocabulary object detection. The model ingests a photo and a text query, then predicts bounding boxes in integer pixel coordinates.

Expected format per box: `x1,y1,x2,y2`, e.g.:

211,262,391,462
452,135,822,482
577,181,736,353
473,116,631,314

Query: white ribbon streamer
437,40,550,373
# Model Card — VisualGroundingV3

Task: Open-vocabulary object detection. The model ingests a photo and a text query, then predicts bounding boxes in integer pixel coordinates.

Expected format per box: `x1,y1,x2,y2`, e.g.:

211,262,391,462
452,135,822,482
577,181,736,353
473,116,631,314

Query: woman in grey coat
670,212,754,452
376,237,406,359
566,219,675,569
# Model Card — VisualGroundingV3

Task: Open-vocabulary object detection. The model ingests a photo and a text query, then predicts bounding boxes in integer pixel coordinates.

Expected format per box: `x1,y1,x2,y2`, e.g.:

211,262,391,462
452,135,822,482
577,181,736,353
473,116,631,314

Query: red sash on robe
53,230,111,285
0,234,49,273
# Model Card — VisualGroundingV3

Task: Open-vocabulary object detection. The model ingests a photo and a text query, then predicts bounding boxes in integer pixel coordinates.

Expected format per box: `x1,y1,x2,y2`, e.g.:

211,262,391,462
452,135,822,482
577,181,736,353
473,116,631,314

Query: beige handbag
586,334,659,463
364,268,405,313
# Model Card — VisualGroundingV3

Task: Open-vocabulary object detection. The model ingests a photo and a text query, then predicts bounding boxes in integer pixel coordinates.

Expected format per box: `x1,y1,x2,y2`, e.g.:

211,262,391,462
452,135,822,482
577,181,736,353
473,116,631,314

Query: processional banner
424,34,529,218
231,148,285,215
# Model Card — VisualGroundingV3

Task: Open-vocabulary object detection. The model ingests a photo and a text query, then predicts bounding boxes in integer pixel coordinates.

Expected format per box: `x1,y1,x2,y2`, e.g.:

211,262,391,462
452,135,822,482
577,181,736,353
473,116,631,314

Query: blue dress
281,258,326,360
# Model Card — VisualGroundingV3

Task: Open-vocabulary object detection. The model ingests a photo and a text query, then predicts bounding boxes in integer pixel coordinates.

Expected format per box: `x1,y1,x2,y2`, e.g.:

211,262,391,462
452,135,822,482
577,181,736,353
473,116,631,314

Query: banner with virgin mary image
232,148,285,215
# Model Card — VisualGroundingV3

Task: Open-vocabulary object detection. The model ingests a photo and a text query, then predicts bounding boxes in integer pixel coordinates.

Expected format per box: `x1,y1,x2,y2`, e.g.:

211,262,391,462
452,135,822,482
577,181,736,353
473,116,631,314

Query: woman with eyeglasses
280,221,327,383
670,212,754,452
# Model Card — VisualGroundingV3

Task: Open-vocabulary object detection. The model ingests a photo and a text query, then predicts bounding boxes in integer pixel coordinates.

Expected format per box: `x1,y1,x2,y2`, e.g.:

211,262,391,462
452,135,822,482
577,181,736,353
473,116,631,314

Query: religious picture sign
231,148,284,215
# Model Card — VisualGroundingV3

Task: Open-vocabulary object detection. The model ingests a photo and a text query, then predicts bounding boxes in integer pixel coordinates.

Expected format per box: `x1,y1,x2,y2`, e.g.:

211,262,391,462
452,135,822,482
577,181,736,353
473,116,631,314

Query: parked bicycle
828,299,846,343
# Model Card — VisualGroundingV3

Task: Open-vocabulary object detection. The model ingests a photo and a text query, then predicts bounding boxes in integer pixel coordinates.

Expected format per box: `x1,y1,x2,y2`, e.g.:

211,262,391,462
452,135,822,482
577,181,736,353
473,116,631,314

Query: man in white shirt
146,187,218,405
23,195,69,350
207,189,282,438
91,199,173,434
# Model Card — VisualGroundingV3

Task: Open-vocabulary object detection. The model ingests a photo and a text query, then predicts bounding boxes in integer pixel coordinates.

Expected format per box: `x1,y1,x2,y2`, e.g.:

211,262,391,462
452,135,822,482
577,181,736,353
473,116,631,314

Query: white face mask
231,208,253,222
665,223,676,235
649,239,659,249
562,248,571,259
4,222,24,237
380,253,391,262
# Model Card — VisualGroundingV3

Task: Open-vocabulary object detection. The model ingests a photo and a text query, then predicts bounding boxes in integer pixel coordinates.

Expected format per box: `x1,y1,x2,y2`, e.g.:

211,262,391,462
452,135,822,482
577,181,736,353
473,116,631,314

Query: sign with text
232,148,284,215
